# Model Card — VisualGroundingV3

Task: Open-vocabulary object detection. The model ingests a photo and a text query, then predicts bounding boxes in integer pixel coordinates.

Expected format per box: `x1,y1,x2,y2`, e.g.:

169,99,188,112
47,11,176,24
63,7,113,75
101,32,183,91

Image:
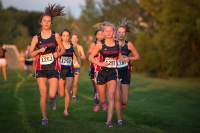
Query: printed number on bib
60,56,72,66
40,53,54,65
105,58,117,68
117,60,128,68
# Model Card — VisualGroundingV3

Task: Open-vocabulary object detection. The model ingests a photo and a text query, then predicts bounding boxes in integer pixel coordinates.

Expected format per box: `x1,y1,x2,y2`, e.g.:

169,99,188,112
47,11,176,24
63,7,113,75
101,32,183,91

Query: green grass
0,70,200,133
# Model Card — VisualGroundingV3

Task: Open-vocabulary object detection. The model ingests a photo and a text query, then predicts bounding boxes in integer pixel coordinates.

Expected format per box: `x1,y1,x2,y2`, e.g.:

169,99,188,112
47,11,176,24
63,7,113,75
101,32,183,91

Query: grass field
0,70,200,133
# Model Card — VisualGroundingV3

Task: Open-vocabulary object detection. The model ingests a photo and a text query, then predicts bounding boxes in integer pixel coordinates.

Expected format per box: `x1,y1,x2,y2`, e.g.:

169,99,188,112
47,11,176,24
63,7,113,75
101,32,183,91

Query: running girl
71,33,86,101
88,29,104,112
59,29,80,116
29,4,65,126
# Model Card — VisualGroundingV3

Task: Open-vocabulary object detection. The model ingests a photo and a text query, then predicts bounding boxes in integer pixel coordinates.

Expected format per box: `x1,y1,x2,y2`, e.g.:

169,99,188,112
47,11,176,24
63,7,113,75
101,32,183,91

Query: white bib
104,58,117,68
60,56,72,66
117,60,128,68
40,53,54,65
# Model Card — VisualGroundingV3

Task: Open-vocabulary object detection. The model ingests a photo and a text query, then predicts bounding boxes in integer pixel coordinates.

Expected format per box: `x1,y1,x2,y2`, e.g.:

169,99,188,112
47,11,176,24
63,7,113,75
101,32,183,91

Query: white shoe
64,110,69,117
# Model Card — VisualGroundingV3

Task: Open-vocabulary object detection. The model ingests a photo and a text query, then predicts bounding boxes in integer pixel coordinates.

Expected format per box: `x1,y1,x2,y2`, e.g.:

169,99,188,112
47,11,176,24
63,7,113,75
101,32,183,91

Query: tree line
0,0,200,77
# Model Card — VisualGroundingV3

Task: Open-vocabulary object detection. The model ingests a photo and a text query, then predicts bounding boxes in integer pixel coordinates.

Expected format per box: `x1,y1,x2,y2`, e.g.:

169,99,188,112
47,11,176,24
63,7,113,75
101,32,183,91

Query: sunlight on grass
0,70,200,133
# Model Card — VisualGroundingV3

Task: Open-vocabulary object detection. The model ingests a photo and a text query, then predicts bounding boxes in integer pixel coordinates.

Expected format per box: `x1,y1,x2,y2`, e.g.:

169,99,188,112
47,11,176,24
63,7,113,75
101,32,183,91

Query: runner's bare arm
88,43,95,55
79,45,86,60
29,35,46,57
55,33,65,58
89,43,108,67
128,41,140,61
74,48,81,65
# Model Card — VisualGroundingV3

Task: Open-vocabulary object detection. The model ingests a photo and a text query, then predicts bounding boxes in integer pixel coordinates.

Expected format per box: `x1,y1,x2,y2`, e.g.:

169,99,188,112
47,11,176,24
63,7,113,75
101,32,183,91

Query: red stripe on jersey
128,62,132,73
95,54,103,72
55,58,61,71
36,55,41,71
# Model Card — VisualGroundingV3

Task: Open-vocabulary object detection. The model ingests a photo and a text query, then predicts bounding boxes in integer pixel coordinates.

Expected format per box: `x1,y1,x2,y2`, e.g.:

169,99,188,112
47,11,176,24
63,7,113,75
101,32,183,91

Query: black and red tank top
90,41,100,70
98,40,119,68
120,40,131,57
118,40,132,70
35,32,60,71
60,43,74,69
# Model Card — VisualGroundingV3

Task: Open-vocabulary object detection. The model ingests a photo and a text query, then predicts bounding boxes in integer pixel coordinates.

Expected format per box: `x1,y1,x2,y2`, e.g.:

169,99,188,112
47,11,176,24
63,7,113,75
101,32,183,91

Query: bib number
60,56,72,66
117,60,128,68
40,53,54,65
105,58,117,68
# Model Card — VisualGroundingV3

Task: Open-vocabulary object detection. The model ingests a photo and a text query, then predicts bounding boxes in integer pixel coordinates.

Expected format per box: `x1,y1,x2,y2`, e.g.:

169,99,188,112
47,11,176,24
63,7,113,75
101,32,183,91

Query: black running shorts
89,66,95,79
60,68,74,79
36,70,59,79
118,66,131,84
96,68,117,85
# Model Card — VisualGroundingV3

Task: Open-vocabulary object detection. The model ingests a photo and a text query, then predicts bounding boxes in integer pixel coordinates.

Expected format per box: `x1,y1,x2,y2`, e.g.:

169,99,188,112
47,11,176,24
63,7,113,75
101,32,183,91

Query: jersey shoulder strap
125,40,128,45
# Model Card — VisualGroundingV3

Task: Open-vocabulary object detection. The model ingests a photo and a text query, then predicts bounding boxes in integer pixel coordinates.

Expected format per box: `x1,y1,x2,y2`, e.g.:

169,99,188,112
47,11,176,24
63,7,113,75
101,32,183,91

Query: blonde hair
101,21,116,32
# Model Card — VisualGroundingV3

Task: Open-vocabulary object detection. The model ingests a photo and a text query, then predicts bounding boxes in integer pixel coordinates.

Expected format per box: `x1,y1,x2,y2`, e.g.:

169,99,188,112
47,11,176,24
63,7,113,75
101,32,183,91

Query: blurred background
0,0,200,77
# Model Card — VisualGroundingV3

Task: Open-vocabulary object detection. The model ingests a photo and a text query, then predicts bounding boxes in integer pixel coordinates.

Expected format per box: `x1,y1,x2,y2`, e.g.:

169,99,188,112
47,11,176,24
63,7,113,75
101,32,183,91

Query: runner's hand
53,52,58,58
97,62,108,67
122,57,129,63
119,56,129,63
39,47,47,53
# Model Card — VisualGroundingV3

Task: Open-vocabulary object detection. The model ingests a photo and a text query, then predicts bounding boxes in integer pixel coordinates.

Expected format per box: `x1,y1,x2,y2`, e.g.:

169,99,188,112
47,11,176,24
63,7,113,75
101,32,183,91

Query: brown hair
117,18,132,32
61,29,71,36
40,3,65,22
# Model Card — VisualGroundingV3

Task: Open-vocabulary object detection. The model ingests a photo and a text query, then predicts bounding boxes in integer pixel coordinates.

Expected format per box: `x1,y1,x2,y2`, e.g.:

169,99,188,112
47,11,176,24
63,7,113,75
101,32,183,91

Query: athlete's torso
73,44,82,68
120,40,131,57
99,40,119,68
118,40,132,69
36,32,59,70
60,43,74,69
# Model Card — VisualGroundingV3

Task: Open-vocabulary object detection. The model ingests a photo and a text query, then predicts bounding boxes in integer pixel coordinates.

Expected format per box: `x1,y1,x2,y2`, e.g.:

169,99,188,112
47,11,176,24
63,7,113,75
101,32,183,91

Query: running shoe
64,110,69,117
102,103,108,112
105,121,113,128
41,119,48,126
117,120,124,126
92,105,100,113
72,96,77,101
49,99,56,111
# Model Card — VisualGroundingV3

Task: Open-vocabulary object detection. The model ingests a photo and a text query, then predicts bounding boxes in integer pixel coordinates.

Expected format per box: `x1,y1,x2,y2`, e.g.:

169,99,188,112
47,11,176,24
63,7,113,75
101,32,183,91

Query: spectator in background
24,45,34,72
0,45,7,80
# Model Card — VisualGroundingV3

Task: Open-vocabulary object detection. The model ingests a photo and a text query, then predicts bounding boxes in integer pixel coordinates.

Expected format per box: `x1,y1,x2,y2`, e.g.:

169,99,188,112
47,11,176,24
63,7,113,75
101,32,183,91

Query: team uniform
89,42,101,109
89,41,99,80
96,40,120,85
89,63,95,79
35,32,60,79
60,44,74,79
117,40,132,84
73,45,82,74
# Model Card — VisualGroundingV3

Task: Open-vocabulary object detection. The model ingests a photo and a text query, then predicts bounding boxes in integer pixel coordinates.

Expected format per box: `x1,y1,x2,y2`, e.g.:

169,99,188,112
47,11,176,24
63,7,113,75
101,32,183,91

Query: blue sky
1,0,87,18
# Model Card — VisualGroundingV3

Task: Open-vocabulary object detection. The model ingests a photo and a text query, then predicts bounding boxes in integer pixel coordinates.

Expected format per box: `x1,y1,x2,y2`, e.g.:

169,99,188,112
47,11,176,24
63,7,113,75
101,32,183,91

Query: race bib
117,60,128,68
60,56,72,66
104,58,117,68
40,53,54,65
